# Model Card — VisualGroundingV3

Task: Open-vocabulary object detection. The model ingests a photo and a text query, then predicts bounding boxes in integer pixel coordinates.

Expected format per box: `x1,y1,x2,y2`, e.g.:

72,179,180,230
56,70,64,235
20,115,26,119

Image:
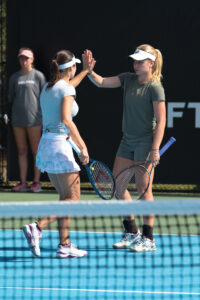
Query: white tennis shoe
56,243,87,258
113,231,141,249
130,236,156,252
22,222,42,257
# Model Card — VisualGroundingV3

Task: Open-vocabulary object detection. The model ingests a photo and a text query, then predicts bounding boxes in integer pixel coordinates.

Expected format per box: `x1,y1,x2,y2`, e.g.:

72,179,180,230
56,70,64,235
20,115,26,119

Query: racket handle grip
159,136,176,156
66,136,82,156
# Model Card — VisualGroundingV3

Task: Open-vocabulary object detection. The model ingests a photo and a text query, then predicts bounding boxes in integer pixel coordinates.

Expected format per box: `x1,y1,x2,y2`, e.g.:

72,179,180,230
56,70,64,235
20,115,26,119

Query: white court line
0,287,200,295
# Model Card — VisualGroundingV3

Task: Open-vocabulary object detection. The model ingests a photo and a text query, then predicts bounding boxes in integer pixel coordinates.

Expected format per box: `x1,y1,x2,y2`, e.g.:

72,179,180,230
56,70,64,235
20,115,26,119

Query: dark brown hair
46,50,74,89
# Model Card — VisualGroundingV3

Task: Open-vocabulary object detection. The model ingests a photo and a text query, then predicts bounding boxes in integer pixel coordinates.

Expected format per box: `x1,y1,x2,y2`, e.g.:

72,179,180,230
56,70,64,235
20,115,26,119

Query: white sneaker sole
130,246,156,252
56,252,87,258
22,225,41,257
113,234,141,249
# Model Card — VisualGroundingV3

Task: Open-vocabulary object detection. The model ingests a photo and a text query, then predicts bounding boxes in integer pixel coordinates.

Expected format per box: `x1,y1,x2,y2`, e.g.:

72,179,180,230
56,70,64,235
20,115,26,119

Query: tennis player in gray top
85,44,166,252
8,47,46,192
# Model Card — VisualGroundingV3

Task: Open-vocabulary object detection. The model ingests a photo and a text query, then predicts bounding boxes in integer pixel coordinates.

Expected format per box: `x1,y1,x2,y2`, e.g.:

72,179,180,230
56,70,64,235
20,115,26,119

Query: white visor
58,56,81,70
129,49,156,61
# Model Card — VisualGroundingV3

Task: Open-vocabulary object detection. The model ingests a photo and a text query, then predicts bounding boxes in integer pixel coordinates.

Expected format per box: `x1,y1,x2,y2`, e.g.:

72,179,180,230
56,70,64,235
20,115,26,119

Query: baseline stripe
0,287,199,295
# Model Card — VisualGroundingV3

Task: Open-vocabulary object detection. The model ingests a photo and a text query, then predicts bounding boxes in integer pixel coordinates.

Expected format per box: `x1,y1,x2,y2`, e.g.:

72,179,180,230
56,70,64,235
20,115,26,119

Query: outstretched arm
70,50,95,88
87,71,121,88
69,69,88,88
82,49,121,88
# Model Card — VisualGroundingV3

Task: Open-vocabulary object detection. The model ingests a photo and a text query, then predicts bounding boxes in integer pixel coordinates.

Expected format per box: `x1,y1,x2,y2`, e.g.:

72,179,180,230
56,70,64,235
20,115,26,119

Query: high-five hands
82,49,96,74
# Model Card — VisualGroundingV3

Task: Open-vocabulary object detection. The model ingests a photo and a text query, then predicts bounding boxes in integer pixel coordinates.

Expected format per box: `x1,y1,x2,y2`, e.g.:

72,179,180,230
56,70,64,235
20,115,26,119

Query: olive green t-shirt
118,72,165,139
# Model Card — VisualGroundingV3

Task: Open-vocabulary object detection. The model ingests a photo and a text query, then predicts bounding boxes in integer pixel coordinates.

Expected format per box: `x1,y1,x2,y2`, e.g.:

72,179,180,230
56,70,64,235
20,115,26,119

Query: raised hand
82,49,96,73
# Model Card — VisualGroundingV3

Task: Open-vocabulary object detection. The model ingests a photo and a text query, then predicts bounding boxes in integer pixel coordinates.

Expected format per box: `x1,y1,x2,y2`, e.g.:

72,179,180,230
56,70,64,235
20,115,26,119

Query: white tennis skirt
36,132,81,174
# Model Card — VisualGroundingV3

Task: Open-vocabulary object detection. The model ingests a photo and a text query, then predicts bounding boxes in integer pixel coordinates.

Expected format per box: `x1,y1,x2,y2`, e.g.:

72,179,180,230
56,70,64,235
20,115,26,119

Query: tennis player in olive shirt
85,44,166,252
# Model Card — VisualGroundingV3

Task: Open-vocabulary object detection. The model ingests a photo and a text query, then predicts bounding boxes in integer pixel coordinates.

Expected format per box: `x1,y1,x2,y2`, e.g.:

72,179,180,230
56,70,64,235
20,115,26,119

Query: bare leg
113,156,134,200
113,156,138,233
37,172,80,245
13,127,28,183
26,125,42,182
113,156,155,232
135,163,155,227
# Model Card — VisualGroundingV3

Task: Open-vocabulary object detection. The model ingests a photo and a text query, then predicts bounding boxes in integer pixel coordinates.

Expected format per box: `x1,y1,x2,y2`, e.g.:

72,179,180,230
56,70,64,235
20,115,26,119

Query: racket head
85,159,115,200
114,163,151,200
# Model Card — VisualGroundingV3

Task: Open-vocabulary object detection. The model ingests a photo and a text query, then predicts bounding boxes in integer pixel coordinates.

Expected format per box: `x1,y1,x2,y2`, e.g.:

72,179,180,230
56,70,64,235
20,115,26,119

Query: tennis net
0,199,200,300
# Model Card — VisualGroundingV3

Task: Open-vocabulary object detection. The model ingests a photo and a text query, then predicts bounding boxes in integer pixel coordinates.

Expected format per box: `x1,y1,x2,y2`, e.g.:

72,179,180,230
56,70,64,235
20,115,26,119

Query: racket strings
115,168,136,199
90,162,115,196
115,165,150,200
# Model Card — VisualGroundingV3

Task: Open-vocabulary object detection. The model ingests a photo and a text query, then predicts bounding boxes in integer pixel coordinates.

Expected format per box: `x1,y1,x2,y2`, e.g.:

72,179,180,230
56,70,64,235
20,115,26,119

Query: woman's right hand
82,49,96,74
79,147,89,165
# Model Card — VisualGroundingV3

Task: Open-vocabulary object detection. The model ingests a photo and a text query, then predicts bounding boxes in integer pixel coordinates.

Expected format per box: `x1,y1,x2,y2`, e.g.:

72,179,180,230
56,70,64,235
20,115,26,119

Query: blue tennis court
0,229,200,300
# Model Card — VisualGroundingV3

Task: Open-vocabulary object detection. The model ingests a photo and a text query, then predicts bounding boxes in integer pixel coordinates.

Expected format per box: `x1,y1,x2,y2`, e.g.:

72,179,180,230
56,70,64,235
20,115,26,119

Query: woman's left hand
82,49,96,73
148,150,160,167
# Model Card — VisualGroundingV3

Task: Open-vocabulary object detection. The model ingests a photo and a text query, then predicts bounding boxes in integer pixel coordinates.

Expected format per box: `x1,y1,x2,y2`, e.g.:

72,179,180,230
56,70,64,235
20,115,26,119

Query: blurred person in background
8,47,46,192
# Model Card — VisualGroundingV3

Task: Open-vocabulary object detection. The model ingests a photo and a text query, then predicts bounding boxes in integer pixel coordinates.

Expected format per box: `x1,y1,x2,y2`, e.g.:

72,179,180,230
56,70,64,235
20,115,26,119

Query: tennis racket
66,136,115,200
115,137,176,200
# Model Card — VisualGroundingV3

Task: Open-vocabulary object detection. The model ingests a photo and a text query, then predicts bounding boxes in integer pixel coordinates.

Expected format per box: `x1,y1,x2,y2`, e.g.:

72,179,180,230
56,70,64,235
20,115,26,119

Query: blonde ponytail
152,49,163,82
137,44,163,82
